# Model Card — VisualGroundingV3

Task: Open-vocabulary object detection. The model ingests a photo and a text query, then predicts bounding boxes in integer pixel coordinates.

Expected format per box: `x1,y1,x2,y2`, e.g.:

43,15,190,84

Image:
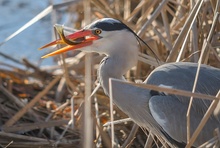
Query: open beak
39,26,99,58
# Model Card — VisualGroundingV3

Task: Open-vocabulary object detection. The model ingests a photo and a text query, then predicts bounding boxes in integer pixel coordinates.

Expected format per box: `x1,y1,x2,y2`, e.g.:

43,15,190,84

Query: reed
0,0,219,147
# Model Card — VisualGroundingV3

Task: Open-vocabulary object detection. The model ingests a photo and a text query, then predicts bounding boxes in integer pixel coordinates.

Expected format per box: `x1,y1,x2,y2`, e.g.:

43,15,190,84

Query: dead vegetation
0,0,220,147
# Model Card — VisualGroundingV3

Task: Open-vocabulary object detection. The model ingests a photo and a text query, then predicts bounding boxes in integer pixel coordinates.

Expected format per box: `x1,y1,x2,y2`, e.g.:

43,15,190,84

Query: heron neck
98,47,138,95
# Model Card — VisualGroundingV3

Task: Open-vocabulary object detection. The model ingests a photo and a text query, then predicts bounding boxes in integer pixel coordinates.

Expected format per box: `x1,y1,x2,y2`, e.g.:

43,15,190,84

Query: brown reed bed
0,0,220,147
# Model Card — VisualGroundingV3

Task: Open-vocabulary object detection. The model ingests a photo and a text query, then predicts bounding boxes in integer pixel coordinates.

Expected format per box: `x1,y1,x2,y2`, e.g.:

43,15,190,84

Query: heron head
39,18,137,58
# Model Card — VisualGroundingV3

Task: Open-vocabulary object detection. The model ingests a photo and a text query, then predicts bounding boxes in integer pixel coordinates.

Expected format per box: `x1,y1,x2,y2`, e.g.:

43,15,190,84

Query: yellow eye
95,29,102,35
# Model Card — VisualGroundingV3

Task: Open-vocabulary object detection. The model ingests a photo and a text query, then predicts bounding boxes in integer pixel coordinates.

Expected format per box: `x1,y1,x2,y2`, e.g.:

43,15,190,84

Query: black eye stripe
93,22,127,31
89,18,131,32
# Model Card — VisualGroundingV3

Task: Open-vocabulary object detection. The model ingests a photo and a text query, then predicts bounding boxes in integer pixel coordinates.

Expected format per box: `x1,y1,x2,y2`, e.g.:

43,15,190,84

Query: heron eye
95,29,102,35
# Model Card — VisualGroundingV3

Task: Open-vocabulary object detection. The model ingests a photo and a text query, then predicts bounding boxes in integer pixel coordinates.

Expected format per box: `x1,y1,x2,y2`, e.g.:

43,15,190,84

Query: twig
0,84,39,121
71,96,75,129
186,11,220,143
94,96,102,147
2,120,69,133
4,76,61,127
161,7,171,44
121,124,139,148
38,99,70,137
55,119,73,146
110,78,217,101
126,0,152,22
55,76,66,102
137,0,169,37
202,12,220,63
166,0,204,62
198,136,218,148
83,1,93,148
23,58,51,80
109,78,115,147
144,131,154,148
186,90,220,147
94,115,112,148
103,118,132,127
0,132,50,142
3,141,13,148
0,52,22,65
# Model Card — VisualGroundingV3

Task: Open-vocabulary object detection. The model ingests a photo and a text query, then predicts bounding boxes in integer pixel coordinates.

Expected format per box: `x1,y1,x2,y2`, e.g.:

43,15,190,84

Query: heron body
110,62,220,147
41,18,220,147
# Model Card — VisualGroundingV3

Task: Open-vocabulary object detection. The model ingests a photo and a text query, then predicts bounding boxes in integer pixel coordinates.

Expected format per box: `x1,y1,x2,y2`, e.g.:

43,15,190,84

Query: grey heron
40,18,220,147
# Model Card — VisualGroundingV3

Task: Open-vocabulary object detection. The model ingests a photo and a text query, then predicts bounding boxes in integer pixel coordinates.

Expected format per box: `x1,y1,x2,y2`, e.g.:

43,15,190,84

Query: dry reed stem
135,1,157,30
0,85,25,108
94,115,112,148
61,55,77,93
0,131,50,142
83,1,93,148
52,99,70,113
2,119,69,133
214,128,220,147
152,27,172,51
55,119,73,146
103,118,132,127
175,1,197,62
144,131,154,148
161,7,171,44
71,96,75,129
202,12,220,63
186,10,220,143
176,32,189,62
3,141,13,148
198,136,218,147
190,0,199,62
138,56,160,67
94,96,102,147
1,142,79,148
187,51,203,142
37,100,70,136
55,76,66,102
123,0,131,19
167,0,204,62
186,90,220,147
109,78,115,147
126,0,150,22
121,124,139,148
170,0,186,26
99,0,116,16
111,79,217,101
137,0,169,37
91,0,117,19
114,0,120,15
186,44,205,142
4,76,61,127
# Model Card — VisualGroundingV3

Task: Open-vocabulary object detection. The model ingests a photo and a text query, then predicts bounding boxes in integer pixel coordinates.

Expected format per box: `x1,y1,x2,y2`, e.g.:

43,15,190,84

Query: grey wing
145,62,220,146
145,62,220,116
149,95,220,146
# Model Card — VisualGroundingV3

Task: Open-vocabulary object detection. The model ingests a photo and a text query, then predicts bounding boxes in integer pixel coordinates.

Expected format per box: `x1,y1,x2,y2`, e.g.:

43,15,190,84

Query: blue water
0,0,60,69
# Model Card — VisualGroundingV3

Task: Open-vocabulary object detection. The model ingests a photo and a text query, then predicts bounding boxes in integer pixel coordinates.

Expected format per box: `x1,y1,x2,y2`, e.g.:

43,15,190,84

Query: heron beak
40,26,99,58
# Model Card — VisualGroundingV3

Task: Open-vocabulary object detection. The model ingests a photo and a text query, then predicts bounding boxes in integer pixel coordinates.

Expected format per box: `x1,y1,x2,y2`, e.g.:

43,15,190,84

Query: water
0,0,57,69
